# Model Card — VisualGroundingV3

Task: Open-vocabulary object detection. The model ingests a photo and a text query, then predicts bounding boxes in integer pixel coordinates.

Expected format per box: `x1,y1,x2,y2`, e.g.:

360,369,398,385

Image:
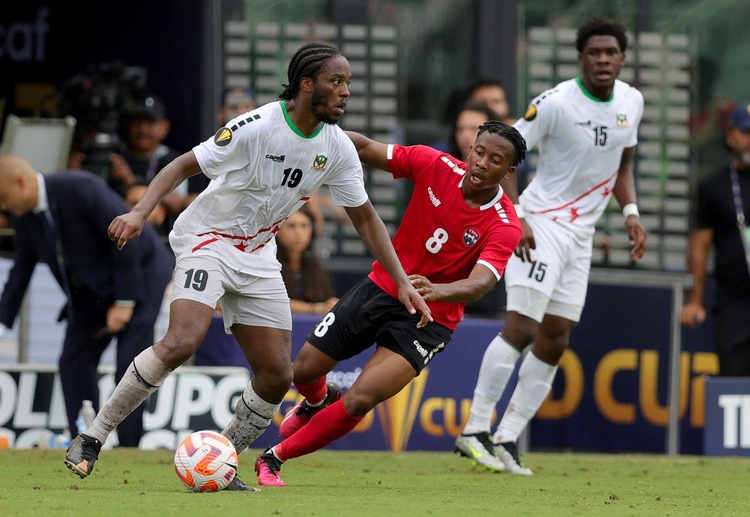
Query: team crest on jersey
615,113,629,129
464,227,480,246
523,104,537,121
213,127,233,147
311,154,328,171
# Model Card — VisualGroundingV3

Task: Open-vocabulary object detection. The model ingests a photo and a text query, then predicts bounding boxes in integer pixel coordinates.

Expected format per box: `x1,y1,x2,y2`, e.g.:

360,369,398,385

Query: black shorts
306,278,453,374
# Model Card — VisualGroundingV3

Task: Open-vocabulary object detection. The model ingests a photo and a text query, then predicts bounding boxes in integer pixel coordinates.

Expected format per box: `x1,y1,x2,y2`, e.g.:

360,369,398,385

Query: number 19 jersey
170,101,368,276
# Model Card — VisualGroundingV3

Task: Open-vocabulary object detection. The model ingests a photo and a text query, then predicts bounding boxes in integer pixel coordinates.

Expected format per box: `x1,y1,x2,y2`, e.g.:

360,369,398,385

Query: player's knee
342,390,377,417
532,335,568,364
154,332,202,367
256,362,294,395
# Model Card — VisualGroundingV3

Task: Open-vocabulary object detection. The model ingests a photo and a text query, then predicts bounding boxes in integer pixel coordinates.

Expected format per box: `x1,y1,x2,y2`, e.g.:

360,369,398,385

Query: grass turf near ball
174,430,238,492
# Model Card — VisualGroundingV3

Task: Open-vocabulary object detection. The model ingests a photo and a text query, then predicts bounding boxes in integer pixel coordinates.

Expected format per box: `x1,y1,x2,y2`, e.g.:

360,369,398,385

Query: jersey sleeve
513,90,559,150
325,134,369,208
625,87,645,148
387,144,446,182
192,125,253,180
476,223,522,280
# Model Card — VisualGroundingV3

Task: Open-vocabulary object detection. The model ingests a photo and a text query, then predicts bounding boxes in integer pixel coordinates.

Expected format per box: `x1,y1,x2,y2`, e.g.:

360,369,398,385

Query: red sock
276,399,363,461
294,377,327,405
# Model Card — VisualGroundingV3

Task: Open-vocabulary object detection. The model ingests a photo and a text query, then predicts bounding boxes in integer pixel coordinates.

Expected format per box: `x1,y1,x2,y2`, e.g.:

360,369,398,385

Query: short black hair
280,43,344,101
575,17,628,53
477,121,527,166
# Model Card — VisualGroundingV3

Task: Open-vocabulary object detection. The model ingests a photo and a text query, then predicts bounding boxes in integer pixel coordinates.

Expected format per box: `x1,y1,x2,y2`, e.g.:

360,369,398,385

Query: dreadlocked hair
575,17,628,53
279,43,344,100
477,121,527,166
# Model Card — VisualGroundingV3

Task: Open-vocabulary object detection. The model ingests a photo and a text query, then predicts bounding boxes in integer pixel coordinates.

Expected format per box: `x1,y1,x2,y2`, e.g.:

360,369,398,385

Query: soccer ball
174,430,238,492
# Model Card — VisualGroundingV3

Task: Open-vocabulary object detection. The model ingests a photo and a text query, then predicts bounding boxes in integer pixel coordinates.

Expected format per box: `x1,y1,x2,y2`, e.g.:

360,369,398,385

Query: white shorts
504,214,592,323
170,254,292,331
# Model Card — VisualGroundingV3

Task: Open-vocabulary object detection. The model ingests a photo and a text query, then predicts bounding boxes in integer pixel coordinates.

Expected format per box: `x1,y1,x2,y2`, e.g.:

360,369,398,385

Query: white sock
462,334,521,435
493,351,557,444
222,381,281,453
86,347,172,443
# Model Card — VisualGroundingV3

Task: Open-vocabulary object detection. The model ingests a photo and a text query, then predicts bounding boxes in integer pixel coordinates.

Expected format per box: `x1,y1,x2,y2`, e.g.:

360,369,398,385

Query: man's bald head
0,155,40,216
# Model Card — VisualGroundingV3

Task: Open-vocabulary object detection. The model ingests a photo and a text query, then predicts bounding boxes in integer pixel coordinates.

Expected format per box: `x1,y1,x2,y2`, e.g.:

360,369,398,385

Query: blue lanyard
728,162,750,275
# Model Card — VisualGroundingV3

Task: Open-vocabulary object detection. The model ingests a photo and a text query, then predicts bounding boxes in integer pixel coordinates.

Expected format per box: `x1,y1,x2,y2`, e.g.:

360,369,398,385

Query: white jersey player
66,43,430,491
457,17,648,475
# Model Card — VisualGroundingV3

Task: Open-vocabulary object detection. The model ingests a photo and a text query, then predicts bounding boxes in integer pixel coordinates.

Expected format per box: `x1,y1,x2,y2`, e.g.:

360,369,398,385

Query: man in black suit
0,155,174,446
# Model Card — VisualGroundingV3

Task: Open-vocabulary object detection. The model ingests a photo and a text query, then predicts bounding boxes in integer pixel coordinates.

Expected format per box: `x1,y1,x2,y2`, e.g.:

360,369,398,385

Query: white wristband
622,203,640,218
514,204,525,219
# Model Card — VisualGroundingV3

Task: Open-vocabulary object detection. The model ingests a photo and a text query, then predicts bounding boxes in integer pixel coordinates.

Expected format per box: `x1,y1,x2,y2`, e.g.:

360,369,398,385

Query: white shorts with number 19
170,254,292,332
504,214,592,324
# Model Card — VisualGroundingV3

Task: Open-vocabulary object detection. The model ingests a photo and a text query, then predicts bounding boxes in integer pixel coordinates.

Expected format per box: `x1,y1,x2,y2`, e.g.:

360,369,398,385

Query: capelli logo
265,154,285,162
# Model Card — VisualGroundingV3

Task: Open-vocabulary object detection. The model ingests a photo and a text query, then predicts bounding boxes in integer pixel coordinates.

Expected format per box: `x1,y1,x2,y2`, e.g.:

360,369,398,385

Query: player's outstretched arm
345,201,432,327
108,151,202,250
345,131,391,172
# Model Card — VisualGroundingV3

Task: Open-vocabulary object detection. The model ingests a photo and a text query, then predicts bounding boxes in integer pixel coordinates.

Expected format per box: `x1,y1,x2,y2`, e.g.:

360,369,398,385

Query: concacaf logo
523,104,537,121
213,127,232,147
312,154,328,171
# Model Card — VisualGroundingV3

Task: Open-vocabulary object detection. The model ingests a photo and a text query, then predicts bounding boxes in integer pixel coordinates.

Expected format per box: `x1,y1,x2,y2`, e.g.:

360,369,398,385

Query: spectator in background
277,205,339,314
109,93,186,224
218,87,257,126
435,76,511,154
0,155,174,446
681,101,750,376
466,75,511,123
447,101,499,162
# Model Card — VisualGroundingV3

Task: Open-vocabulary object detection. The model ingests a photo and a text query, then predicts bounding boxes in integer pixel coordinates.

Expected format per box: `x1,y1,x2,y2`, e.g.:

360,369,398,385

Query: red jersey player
254,121,526,486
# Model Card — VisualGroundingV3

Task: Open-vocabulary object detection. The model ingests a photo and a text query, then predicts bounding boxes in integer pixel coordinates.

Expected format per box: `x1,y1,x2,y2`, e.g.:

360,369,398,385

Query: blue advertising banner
0,281,719,454
530,283,717,455
704,377,750,457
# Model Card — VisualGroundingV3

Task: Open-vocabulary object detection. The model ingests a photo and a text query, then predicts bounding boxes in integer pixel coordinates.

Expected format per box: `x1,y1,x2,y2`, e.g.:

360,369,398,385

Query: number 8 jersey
368,144,522,329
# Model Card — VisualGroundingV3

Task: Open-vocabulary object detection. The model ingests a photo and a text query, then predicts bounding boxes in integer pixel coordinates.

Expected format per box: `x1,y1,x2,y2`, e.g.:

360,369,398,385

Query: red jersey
369,144,522,329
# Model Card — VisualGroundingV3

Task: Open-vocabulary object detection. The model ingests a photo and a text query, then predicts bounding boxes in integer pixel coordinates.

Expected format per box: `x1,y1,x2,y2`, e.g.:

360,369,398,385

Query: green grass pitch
2,448,749,516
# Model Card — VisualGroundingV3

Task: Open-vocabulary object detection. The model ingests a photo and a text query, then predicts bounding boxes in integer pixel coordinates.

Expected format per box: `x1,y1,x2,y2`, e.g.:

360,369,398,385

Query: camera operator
109,93,186,225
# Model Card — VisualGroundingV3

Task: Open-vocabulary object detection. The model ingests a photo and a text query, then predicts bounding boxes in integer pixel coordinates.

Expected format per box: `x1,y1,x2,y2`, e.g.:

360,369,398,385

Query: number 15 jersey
515,77,644,237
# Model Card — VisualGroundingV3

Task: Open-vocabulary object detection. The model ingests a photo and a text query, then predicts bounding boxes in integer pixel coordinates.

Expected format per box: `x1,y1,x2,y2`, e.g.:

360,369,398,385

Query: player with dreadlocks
65,42,431,491
253,121,525,487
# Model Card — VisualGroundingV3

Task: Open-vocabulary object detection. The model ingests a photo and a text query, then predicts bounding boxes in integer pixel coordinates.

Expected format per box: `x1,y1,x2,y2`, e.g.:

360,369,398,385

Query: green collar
576,77,614,102
281,101,324,138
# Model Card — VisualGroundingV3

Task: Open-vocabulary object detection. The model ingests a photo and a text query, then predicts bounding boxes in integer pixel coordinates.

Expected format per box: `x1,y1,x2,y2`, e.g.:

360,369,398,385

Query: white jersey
514,78,644,238
169,101,368,276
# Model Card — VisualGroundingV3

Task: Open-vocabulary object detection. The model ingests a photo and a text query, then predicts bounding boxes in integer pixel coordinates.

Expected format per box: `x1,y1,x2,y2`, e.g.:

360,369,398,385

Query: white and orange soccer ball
174,430,238,492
